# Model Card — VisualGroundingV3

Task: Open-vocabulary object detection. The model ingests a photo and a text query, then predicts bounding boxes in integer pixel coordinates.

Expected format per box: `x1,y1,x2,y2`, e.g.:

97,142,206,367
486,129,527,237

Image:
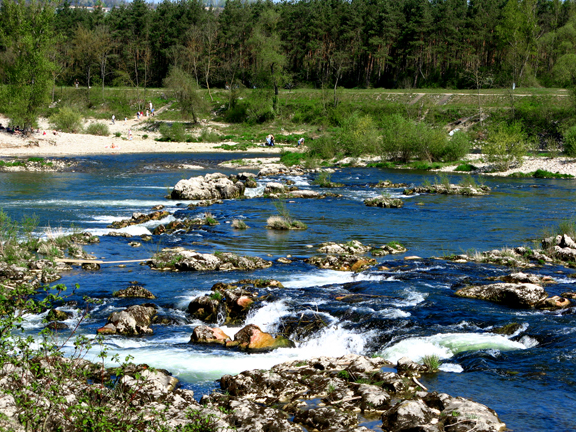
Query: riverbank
0,115,283,156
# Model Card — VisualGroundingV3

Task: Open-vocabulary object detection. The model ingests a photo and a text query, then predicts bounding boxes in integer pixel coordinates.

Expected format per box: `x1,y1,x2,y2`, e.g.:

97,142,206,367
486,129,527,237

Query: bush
280,151,306,167
483,122,528,171
50,106,83,133
159,122,186,142
85,122,110,136
232,219,248,230
443,131,470,162
563,125,576,157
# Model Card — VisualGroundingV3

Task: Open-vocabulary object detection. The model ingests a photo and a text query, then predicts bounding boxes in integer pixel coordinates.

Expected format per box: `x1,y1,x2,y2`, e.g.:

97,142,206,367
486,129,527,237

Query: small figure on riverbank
128,129,133,140
137,111,140,120
112,115,115,125
266,134,275,146
298,137,304,147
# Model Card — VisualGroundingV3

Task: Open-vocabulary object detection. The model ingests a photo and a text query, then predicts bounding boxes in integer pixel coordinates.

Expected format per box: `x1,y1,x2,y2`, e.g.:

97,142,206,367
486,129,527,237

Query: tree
72,24,99,101
164,66,204,123
0,0,56,131
483,122,529,171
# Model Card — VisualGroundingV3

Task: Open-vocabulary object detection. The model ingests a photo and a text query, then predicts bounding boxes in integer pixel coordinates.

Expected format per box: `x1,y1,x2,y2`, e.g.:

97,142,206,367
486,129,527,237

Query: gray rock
455,283,547,308
382,399,437,431
294,407,358,431
98,304,157,336
171,173,245,200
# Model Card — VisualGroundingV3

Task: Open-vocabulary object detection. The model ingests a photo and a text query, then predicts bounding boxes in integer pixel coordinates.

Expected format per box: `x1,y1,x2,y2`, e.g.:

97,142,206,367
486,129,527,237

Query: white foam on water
377,308,411,318
245,301,291,333
140,215,177,229
439,363,464,373
285,176,310,186
381,332,530,364
393,289,427,307
12,199,173,208
282,270,385,289
88,225,153,237
88,215,127,224
244,184,266,198
518,335,539,348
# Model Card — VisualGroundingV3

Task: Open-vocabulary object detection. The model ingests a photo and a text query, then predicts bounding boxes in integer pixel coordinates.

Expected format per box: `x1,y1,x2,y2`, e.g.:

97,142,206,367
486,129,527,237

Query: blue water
2,153,576,431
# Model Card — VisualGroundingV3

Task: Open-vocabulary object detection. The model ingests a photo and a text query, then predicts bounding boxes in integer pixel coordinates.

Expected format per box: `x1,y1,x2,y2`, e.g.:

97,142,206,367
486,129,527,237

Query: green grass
508,169,574,179
280,151,306,166
421,354,440,372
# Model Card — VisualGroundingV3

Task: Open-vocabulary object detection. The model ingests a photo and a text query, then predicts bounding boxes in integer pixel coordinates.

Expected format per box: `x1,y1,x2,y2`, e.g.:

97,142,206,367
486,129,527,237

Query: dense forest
2,0,576,94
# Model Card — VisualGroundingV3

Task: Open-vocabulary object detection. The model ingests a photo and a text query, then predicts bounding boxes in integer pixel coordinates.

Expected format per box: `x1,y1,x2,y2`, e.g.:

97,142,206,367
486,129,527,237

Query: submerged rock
171,173,246,200
372,242,407,256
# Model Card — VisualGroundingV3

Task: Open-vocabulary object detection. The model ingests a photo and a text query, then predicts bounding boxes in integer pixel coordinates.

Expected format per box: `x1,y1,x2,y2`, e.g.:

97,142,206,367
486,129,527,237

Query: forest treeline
3,0,576,94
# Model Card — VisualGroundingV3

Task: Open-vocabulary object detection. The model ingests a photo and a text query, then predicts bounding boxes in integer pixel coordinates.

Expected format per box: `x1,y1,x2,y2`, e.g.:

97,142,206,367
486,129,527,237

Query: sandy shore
0,116,283,157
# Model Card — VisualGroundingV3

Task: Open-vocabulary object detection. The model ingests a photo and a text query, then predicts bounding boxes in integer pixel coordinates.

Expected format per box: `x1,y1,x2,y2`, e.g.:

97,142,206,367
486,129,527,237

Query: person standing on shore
128,129,133,140
112,115,115,124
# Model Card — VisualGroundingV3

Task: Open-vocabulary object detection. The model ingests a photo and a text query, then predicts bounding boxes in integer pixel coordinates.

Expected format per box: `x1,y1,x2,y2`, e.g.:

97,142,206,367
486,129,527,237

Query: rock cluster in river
148,248,272,272
455,272,571,310
170,172,246,200
97,304,158,335
108,210,170,229
0,353,505,432
374,180,408,188
364,196,404,208
306,255,376,272
190,324,295,352
446,234,576,269
264,182,341,199
202,354,506,432
404,183,491,196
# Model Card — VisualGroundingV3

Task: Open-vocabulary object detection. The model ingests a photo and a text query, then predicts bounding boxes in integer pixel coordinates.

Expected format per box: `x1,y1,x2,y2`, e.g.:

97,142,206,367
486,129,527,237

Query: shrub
232,219,248,230
50,106,83,133
199,128,221,142
159,122,186,142
114,132,121,137
421,354,440,372
563,125,576,157
85,122,110,136
455,163,476,171
483,122,528,171
266,215,291,230
443,131,470,162
280,151,306,167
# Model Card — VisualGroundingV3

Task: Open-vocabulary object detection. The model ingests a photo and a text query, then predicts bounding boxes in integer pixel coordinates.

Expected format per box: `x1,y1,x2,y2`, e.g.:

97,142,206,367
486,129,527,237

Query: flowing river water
1,153,575,431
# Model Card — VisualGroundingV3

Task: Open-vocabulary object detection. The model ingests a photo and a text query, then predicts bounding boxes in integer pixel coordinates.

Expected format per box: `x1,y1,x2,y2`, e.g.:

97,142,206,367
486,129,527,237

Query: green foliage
483,122,528,171
164,67,205,123
209,291,222,301
231,219,248,230
50,106,83,133
563,125,576,157
85,122,110,136
114,132,121,137
280,151,306,167
159,123,187,142
0,0,56,130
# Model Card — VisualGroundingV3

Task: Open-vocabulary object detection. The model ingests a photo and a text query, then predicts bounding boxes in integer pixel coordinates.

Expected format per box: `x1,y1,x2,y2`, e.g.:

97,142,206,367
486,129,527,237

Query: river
1,152,575,431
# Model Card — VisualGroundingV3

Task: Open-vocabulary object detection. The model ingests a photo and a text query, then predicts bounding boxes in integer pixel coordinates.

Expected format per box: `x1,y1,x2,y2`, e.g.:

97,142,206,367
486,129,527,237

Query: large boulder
97,304,157,336
171,173,246,200
227,324,295,352
293,407,358,431
455,283,548,308
189,325,231,345
381,399,437,431
187,296,221,322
